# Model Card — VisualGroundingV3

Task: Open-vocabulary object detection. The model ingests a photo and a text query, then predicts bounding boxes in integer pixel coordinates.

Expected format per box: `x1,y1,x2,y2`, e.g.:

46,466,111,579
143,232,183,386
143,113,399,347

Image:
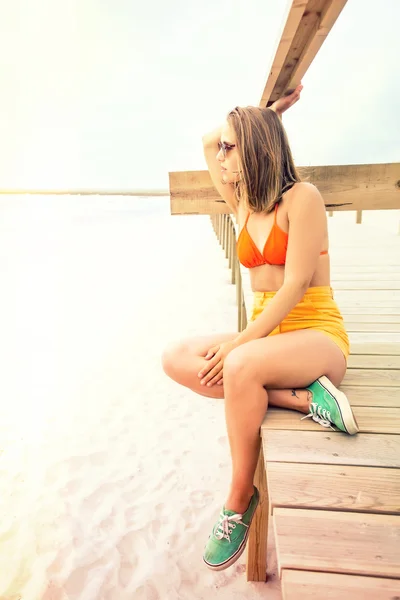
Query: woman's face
217,120,241,184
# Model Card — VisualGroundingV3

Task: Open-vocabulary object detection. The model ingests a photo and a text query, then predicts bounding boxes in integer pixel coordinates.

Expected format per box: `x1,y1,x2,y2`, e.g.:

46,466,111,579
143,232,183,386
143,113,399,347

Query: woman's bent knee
161,340,188,380
223,347,252,383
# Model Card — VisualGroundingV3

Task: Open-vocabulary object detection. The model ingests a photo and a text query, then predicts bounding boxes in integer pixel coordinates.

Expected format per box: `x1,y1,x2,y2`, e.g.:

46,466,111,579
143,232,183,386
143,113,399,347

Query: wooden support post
241,300,248,330
231,222,236,282
246,441,269,582
225,217,230,259
356,210,362,224
236,264,242,329
231,247,236,284
228,220,232,269
236,262,241,307
238,289,247,332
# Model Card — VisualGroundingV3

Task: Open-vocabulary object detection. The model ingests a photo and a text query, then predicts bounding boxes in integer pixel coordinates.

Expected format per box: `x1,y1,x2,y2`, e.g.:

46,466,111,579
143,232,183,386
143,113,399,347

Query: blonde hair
227,106,302,213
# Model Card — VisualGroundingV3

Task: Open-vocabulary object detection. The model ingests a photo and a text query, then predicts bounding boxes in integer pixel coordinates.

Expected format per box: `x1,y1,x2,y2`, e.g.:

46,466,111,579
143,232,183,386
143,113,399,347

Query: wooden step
265,406,400,434
261,431,400,468
347,354,400,368
281,569,400,600
338,385,400,407
349,343,400,355
266,462,400,514
273,508,400,578
343,368,400,386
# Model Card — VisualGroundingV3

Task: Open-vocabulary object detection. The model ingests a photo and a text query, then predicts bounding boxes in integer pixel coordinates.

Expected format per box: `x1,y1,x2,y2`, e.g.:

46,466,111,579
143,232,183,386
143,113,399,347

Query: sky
0,0,399,191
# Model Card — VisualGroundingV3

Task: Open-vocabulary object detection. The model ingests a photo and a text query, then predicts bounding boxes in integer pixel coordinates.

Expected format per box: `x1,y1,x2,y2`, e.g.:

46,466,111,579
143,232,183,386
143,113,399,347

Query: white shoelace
301,401,335,430
214,512,248,543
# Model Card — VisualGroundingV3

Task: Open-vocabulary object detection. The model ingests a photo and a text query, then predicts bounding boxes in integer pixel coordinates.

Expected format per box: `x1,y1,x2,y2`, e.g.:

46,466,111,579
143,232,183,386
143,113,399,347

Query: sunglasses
218,141,236,158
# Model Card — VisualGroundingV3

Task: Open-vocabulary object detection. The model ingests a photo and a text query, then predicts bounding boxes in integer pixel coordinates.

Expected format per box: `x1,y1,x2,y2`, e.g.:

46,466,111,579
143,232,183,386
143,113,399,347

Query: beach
0,195,282,600
1,194,399,599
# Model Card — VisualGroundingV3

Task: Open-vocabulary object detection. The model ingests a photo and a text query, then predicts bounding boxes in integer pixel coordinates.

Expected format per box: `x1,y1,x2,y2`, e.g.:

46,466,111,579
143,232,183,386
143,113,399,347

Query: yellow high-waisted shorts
249,285,350,360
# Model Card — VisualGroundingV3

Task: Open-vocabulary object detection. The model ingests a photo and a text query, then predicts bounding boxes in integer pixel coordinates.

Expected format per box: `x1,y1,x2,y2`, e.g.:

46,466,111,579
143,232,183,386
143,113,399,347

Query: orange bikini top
237,202,328,269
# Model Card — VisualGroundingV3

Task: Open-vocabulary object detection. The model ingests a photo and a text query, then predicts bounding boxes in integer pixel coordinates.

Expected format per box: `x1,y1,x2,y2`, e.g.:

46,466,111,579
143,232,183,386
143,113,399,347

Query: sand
0,195,281,600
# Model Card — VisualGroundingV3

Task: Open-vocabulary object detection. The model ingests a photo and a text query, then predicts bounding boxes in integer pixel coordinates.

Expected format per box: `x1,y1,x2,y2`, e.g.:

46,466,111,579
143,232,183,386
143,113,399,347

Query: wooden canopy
169,0,400,216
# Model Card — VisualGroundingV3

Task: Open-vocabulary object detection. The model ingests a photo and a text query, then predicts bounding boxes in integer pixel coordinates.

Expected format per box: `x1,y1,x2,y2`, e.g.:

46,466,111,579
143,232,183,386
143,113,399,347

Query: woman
162,84,358,571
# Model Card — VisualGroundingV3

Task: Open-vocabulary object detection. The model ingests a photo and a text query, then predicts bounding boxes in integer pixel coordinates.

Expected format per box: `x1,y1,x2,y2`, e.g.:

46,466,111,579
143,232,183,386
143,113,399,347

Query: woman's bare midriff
248,255,330,293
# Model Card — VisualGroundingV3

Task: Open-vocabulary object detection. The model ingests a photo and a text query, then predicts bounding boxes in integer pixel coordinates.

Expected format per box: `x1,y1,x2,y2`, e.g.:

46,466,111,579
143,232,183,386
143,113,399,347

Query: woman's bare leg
162,330,347,513
162,333,316,413
161,333,235,400
222,329,346,513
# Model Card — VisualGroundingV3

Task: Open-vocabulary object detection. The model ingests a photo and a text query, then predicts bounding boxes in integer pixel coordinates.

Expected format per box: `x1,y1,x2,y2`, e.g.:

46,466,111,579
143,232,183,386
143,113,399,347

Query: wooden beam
259,0,348,107
169,163,400,215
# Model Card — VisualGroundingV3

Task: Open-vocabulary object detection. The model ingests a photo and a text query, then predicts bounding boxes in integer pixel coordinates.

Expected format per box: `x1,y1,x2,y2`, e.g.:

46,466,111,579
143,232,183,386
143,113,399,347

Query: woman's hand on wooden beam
270,84,303,116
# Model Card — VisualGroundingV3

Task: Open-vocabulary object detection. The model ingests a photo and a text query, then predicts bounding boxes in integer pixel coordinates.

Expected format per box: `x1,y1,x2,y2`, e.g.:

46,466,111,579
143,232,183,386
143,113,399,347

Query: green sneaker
203,486,259,571
301,375,359,435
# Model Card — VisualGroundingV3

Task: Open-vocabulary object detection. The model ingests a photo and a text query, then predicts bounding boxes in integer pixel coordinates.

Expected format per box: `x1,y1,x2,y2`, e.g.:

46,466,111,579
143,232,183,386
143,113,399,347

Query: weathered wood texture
273,509,400,579
246,442,269,582
267,463,400,514
259,0,349,107
281,569,400,600
169,164,400,214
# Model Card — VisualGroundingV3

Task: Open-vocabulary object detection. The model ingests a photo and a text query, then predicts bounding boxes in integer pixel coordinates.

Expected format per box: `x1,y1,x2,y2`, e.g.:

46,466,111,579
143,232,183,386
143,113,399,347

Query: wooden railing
210,214,248,332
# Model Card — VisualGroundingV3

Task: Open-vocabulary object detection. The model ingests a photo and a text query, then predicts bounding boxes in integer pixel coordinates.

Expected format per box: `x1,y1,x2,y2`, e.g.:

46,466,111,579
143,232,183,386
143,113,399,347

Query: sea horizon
0,189,170,196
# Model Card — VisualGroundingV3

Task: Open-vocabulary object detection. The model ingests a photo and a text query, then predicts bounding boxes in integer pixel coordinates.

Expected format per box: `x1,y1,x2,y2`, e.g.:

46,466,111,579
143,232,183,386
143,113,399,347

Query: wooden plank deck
210,213,400,595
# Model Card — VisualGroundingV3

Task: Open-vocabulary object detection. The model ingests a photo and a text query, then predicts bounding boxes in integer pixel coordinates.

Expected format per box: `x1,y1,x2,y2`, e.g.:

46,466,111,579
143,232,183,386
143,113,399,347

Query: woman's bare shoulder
287,181,324,209
290,181,321,194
